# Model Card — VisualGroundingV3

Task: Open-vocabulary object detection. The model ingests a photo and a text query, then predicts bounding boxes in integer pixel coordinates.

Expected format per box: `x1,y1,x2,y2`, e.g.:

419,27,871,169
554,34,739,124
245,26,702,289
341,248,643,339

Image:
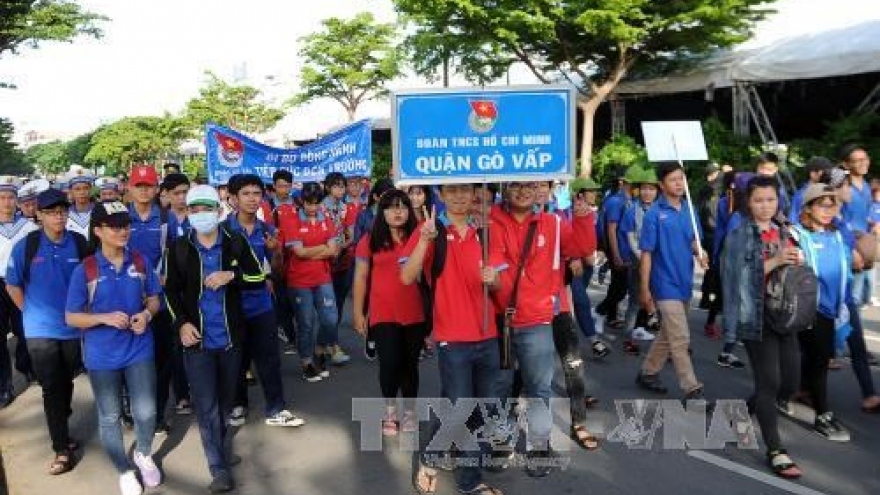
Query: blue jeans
184,347,241,478
571,266,598,339
496,325,555,449
852,268,874,307
332,267,354,325
289,284,339,359
88,359,156,473
428,338,500,492
236,310,286,416
623,264,642,333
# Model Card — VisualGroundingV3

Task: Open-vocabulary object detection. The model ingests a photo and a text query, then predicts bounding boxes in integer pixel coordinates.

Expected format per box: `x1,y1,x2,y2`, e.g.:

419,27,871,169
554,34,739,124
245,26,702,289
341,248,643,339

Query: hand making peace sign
420,205,439,241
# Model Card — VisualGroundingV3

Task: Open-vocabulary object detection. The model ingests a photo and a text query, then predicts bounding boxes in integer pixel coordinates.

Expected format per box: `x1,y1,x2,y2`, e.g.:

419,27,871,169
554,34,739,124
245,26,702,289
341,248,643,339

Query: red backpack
82,250,149,310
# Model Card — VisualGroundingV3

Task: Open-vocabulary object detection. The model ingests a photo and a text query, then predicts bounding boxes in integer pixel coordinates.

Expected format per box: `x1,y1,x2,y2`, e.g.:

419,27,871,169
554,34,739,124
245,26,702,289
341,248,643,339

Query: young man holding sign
401,183,504,495
636,162,708,400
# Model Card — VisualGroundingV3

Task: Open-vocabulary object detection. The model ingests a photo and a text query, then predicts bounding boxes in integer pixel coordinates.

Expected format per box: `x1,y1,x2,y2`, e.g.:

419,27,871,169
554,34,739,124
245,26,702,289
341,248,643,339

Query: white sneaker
228,406,247,427
133,451,162,487
265,409,305,427
631,327,656,341
119,470,143,495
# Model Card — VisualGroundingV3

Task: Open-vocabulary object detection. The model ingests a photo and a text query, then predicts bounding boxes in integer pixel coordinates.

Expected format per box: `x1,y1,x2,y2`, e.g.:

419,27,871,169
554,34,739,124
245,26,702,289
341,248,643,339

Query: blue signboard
205,120,371,185
392,85,575,185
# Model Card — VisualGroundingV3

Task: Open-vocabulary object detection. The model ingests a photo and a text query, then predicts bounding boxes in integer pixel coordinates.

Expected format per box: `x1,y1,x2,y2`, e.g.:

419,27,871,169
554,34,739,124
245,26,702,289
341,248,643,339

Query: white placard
641,121,709,162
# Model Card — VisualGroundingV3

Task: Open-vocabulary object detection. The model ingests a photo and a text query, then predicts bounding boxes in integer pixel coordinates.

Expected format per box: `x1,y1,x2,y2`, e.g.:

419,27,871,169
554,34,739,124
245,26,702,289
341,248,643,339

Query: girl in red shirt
352,189,426,436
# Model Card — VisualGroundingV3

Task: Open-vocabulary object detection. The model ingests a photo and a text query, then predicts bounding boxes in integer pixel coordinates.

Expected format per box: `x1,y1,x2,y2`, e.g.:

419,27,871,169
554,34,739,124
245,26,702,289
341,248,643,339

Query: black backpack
22,230,90,284
764,225,818,334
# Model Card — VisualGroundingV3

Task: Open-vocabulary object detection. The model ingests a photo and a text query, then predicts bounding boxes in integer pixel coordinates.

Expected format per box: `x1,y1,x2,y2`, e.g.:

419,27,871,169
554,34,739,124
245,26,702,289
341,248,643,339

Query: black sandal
768,449,802,479
48,451,74,475
571,425,600,450
584,395,599,408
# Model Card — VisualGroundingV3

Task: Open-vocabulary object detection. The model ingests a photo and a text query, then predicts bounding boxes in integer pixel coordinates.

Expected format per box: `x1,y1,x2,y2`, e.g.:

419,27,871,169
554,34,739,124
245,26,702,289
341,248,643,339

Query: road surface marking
687,450,830,495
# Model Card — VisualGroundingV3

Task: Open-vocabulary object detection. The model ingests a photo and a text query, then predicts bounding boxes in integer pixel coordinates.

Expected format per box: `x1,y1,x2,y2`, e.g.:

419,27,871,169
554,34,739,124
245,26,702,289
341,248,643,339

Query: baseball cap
129,165,159,187
186,184,220,207
18,178,51,202
37,189,70,210
91,201,131,228
801,183,837,208
0,175,21,193
706,162,721,174
805,156,835,174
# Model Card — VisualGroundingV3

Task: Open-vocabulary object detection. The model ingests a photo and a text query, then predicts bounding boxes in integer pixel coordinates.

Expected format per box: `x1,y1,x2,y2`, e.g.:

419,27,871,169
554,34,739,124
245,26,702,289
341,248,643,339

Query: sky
1,0,878,147
0,0,415,144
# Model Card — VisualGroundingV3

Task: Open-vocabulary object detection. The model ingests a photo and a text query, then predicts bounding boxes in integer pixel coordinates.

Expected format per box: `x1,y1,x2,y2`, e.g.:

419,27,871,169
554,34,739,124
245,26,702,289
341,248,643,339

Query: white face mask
189,211,219,234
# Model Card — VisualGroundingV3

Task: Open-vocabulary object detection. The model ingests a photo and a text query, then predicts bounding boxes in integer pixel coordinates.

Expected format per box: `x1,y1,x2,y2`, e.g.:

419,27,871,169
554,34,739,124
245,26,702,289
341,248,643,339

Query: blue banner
205,120,372,185
392,85,575,185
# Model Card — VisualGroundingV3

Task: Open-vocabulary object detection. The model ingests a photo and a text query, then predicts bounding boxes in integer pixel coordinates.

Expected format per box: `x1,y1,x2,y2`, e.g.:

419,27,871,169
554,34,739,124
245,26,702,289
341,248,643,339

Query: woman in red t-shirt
352,189,426,436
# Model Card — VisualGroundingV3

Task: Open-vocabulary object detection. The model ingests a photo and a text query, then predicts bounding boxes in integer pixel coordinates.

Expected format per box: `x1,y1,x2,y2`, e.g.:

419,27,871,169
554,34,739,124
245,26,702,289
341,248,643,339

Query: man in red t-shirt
401,183,504,495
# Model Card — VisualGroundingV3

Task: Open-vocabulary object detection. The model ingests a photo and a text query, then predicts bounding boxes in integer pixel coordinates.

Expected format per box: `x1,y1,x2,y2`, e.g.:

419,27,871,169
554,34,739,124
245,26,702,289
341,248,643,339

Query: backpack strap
159,207,169,252
83,255,99,311
22,230,41,284
71,232,90,260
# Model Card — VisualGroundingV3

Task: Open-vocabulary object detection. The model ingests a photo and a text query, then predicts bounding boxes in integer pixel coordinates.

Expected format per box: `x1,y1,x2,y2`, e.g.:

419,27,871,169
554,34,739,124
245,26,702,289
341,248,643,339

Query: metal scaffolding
732,81,778,145
610,98,626,136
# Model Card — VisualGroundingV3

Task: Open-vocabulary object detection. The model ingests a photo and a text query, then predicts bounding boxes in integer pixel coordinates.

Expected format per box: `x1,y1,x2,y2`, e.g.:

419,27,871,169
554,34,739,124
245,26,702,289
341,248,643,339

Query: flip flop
48,451,74,475
571,426,600,451
414,464,438,494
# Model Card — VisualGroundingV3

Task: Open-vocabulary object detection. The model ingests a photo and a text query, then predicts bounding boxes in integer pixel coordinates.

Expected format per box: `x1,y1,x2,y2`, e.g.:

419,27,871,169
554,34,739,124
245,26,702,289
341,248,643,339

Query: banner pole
481,179,490,335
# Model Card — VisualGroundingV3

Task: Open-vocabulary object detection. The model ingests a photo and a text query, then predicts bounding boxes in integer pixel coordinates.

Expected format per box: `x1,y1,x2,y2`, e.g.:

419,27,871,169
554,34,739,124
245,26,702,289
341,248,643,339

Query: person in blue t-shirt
839,144,873,307
635,162,708,400
790,157,835,222
595,169,631,327
126,164,180,435
164,185,266,494
225,174,304,428
793,184,853,442
65,201,163,494
5,188,88,475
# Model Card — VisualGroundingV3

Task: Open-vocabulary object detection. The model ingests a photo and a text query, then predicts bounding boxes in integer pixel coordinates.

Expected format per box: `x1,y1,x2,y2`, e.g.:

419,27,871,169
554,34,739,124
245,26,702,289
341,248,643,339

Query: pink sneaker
133,451,161,488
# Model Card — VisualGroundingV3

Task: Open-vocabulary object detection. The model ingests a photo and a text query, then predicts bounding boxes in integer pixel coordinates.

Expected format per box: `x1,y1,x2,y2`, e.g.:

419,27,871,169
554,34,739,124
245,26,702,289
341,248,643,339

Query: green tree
292,12,403,121
84,115,185,175
64,130,93,164
0,0,106,57
23,139,67,174
392,0,774,177
184,72,285,136
0,118,31,175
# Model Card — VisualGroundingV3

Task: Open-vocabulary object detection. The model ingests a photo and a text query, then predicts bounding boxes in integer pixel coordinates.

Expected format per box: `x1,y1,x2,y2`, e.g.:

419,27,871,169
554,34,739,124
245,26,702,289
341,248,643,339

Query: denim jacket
721,220,766,341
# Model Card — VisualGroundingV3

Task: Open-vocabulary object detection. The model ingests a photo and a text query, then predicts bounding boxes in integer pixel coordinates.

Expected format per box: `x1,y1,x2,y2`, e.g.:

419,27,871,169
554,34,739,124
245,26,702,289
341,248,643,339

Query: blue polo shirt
65,249,161,370
128,203,179,271
639,196,699,301
843,179,871,233
870,202,880,226
618,202,648,263
6,231,81,340
193,233,229,349
800,229,849,319
789,183,808,223
598,190,628,250
226,214,273,318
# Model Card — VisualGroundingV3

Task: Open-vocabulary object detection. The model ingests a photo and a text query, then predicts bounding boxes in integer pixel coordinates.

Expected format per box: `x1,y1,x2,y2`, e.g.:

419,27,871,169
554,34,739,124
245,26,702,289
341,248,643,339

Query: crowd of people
0,144,878,495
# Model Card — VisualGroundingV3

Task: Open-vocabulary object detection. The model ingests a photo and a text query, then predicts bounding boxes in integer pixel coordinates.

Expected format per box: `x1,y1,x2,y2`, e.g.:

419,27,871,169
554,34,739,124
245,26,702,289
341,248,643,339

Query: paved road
2,282,879,495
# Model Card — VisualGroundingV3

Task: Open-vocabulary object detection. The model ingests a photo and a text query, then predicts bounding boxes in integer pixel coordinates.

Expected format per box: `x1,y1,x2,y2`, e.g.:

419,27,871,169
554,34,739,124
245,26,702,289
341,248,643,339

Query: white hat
186,184,220,207
95,177,120,191
64,168,96,187
18,178,51,202
0,176,21,193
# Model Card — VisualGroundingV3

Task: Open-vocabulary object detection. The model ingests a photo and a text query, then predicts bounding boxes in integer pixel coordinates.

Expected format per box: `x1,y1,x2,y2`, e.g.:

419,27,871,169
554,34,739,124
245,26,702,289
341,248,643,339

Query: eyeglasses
507,182,539,191
40,208,68,217
99,223,131,232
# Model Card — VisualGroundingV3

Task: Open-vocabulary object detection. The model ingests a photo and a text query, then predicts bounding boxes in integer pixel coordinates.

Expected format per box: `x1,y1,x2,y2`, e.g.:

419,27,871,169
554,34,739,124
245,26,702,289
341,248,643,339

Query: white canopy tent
616,0,880,95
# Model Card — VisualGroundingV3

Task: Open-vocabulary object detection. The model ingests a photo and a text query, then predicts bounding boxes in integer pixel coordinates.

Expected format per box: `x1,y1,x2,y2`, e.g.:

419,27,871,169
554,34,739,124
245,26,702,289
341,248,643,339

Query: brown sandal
414,463,438,494
48,451,74,475
571,425,600,450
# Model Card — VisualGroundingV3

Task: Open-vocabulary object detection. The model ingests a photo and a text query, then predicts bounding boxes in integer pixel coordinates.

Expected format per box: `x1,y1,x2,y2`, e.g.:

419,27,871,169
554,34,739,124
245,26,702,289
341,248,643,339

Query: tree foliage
292,12,403,121
84,115,185,175
0,118,31,175
392,0,774,176
183,72,285,136
22,139,67,174
0,0,106,57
